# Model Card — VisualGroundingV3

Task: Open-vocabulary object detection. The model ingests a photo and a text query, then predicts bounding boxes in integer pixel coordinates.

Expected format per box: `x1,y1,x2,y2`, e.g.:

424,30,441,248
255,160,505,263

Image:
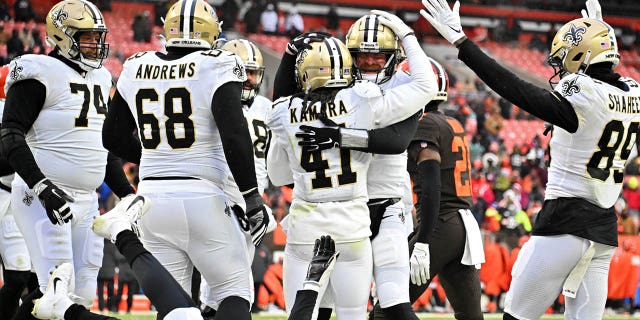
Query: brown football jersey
408,111,473,213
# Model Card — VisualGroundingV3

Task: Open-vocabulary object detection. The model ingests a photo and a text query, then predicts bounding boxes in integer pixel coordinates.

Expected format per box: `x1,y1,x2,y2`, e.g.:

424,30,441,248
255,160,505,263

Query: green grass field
103,312,635,320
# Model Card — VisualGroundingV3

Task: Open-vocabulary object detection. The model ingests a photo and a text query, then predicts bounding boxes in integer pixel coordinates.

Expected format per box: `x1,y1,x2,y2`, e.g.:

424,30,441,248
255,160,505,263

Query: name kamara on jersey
289,100,348,124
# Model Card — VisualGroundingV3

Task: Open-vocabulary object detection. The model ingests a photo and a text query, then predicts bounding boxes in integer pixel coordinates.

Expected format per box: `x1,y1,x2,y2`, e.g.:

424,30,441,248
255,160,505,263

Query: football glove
303,235,340,291
285,32,332,56
410,242,431,286
296,124,341,151
371,10,414,39
33,178,75,225
420,0,467,46
243,189,270,247
581,0,602,20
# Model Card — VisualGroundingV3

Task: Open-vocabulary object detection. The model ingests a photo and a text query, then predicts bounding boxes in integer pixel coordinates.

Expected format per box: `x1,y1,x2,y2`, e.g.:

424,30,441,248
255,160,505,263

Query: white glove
371,10,414,39
581,0,602,20
420,0,467,45
410,242,431,286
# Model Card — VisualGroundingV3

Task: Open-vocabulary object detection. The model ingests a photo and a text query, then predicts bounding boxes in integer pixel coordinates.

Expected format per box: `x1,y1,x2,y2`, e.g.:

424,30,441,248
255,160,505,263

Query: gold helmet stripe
364,15,379,43
241,39,256,63
179,0,196,37
325,37,343,82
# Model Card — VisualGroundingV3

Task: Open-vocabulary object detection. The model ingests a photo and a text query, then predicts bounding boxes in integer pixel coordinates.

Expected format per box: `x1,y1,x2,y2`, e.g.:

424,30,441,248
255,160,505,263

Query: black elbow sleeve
0,127,27,159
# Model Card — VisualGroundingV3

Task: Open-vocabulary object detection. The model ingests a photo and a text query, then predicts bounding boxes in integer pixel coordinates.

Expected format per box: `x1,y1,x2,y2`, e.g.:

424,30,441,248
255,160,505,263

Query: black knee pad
317,307,332,320
2,270,30,289
382,303,419,320
504,312,519,320
216,296,250,320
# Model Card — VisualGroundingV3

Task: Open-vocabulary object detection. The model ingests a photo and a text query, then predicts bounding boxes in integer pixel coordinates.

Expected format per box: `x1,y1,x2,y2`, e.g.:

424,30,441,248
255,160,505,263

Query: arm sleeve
273,53,298,101
0,79,46,187
102,90,142,164
416,159,441,243
212,81,258,194
0,157,14,176
457,39,578,133
350,111,421,154
103,153,135,198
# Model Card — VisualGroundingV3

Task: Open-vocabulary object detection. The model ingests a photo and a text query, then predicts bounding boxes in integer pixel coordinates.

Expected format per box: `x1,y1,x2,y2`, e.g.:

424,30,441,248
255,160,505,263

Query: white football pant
284,239,372,320
0,190,31,271
372,201,410,308
12,182,102,308
137,179,253,308
505,234,614,320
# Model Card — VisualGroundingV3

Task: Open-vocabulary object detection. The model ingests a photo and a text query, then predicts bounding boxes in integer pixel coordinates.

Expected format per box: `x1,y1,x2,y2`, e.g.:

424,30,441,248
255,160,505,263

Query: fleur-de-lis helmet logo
50,7,68,29
562,24,587,47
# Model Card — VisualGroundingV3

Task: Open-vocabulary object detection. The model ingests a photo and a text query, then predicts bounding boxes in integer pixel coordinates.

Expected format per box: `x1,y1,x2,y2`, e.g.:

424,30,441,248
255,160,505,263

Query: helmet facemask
243,65,265,101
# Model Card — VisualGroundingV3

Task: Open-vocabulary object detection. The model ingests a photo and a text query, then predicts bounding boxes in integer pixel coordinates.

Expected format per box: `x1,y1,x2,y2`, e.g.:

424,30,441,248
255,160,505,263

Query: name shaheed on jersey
608,93,640,113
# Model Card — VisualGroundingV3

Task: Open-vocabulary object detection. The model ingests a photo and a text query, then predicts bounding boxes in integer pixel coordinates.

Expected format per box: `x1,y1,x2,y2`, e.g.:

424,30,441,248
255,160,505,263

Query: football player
289,15,427,320
267,11,437,319
421,0,639,319
32,196,338,320
0,1,136,318
0,66,36,320
101,0,270,319
371,57,485,320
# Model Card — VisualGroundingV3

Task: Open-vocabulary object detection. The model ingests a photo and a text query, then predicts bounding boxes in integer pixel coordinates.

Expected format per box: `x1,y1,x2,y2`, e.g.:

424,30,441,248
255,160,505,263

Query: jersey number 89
587,120,639,183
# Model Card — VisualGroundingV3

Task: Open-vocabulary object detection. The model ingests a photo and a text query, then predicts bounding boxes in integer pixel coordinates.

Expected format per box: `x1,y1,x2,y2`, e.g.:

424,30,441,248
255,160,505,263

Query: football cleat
92,194,150,242
303,235,339,291
32,263,74,320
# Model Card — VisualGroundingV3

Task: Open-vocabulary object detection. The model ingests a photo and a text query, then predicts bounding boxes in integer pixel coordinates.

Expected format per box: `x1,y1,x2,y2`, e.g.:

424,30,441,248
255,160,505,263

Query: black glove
543,122,554,136
33,179,74,225
296,125,341,151
243,189,270,247
285,32,332,56
304,235,339,287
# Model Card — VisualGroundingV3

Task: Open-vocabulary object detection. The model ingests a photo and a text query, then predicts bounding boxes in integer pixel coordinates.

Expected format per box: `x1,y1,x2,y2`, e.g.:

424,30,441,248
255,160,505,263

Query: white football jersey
367,70,413,199
117,50,246,189
224,95,271,207
267,80,426,243
268,80,426,202
546,73,640,208
5,55,111,193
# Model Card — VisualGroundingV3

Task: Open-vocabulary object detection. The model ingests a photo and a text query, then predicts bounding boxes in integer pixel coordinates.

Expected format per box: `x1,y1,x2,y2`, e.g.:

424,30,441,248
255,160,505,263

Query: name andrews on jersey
608,94,640,114
135,62,196,80
289,100,348,124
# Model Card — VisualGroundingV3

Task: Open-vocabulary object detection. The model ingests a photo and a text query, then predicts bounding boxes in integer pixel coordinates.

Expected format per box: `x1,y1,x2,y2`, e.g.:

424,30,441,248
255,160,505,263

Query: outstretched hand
419,0,467,46
581,0,602,20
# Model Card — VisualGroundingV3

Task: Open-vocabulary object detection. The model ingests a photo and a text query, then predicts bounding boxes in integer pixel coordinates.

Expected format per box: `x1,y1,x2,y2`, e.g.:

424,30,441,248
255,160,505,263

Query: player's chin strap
562,240,595,298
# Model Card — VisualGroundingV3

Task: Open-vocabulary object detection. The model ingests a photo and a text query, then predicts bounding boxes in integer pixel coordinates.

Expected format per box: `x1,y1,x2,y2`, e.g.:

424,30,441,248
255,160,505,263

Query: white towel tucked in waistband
459,209,485,268
563,241,595,298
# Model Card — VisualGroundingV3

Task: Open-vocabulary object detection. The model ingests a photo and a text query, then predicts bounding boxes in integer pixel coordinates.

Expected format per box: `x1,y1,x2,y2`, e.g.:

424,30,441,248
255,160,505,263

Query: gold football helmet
548,18,619,83
222,39,265,101
345,14,400,84
45,0,109,71
295,37,353,93
163,0,220,49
